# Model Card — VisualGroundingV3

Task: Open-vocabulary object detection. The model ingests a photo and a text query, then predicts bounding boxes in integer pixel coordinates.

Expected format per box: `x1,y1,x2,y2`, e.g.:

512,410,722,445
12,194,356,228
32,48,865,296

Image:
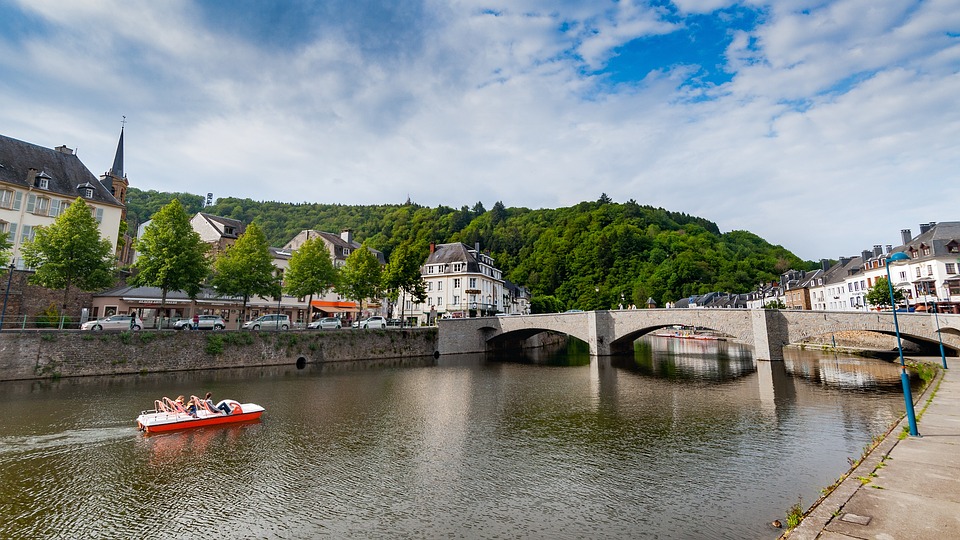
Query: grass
785,497,804,529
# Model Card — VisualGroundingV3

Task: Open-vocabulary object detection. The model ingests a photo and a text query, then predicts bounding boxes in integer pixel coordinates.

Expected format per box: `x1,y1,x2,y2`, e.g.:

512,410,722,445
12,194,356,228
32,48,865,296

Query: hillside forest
126,189,816,311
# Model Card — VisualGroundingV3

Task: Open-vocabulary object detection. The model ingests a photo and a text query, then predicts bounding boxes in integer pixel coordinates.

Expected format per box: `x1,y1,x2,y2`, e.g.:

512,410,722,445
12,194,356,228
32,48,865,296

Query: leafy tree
284,235,338,315
20,198,114,310
531,295,563,314
339,244,382,322
0,233,12,267
381,242,427,326
763,299,786,310
211,222,279,328
866,276,905,309
131,199,210,328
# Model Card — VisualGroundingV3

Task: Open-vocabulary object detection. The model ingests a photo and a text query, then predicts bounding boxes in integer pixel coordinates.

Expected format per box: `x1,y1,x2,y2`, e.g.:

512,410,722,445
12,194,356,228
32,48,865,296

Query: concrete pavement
785,361,960,539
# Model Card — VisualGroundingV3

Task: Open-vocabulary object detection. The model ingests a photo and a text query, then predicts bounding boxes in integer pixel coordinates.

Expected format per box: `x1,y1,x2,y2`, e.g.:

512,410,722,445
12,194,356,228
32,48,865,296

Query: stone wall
0,328,439,381
0,270,94,329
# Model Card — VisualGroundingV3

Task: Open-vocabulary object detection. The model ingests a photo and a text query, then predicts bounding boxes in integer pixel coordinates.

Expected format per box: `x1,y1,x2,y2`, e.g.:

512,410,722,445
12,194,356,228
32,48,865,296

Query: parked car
173,315,226,331
81,314,143,331
356,316,387,329
308,317,342,330
242,314,290,330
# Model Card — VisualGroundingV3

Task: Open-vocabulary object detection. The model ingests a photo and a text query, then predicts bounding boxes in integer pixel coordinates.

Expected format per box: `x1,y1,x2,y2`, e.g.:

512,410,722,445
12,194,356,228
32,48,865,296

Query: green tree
0,233,12,267
211,223,279,328
284,236,338,317
21,198,115,310
339,244,382,322
131,199,210,328
866,276,905,309
381,242,427,326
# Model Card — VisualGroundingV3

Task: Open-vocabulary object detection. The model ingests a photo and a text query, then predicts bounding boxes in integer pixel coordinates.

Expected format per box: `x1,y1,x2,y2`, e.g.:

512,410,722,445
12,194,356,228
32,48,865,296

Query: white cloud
0,0,957,261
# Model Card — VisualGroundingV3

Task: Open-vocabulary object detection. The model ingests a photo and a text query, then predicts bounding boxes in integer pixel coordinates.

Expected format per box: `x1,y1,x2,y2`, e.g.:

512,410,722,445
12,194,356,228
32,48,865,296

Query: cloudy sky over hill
1,0,957,260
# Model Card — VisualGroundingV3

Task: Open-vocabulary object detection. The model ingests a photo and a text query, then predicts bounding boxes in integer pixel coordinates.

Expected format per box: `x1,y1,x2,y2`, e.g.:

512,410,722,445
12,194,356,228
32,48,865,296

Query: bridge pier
751,309,788,361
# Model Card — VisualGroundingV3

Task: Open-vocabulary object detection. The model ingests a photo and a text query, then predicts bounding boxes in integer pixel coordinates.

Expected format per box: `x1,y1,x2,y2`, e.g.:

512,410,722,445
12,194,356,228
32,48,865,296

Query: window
428,281,433,291
26,194,36,213
947,263,957,274
453,295,459,305
915,267,921,278
12,191,22,210
927,264,934,276
437,281,442,291
34,197,49,215
922,246,931,256
82,187,94,198
453,263,463,272
0,190,13,209
48,199,61,217
93,208,103,223
20,224,34,244
453,278,461,288
35,176,49,189
469,278,477,288
7,223,16,243
427,265,434,274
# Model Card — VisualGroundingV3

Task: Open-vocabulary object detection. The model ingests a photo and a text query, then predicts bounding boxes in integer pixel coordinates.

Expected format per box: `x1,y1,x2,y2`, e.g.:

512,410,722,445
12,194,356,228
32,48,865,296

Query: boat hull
136,402,265,433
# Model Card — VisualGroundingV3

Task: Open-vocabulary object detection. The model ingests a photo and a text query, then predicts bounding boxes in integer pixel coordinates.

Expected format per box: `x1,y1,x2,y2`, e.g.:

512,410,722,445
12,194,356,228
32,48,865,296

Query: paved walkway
786,361,960,539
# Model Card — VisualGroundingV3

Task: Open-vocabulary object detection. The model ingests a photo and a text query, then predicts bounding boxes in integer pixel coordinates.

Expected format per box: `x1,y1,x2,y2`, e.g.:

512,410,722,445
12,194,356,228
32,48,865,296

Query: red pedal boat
136,395,265,433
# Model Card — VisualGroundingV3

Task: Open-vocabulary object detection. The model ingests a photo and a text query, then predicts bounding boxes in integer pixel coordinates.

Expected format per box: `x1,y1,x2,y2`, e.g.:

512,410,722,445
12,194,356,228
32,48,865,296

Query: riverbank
0,328,439,381
782,357,957,538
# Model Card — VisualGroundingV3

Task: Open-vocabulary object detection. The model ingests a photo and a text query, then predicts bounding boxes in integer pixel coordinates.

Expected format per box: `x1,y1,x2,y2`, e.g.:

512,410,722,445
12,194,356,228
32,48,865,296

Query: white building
0,133,125,269
407,242,504,324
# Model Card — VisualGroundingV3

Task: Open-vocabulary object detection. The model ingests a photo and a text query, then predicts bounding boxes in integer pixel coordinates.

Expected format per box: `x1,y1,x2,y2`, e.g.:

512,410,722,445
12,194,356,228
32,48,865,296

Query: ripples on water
0,339,915,539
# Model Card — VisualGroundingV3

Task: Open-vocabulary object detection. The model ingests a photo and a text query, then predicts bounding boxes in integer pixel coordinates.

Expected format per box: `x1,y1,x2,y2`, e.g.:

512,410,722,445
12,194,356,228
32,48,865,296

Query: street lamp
0,263,14,331
931,296,948,369
886,251,919,437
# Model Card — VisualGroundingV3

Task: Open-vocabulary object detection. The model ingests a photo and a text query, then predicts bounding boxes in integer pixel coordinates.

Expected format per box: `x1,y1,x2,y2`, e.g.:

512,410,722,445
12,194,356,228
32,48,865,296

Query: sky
0,0,958,261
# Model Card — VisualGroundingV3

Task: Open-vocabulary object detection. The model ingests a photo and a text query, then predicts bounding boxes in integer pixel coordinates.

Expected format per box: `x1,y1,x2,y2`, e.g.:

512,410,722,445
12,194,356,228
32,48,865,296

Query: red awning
311,300,358,313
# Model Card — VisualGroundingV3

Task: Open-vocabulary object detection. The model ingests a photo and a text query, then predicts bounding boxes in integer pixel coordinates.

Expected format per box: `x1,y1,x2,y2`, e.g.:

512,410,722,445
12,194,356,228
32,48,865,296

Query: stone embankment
0,328,439,381
794,330,917,354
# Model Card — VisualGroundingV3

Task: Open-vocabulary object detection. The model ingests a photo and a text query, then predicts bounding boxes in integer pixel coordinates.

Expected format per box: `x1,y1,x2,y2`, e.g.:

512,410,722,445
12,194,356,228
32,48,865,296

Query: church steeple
110,125,124,178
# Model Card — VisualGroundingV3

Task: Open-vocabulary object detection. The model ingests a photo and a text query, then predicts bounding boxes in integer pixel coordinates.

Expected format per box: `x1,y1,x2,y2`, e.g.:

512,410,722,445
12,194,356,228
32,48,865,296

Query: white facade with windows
0,135,124,269
406,242,504,324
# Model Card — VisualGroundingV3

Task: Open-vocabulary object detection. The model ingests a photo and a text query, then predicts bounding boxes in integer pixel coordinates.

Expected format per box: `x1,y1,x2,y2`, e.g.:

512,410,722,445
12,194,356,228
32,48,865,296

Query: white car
81,314,143,331
357,316,387,329
308,317,342,329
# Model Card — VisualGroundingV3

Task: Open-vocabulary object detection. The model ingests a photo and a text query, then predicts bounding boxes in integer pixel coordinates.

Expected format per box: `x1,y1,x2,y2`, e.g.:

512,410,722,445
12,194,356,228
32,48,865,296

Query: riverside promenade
786,361,960,539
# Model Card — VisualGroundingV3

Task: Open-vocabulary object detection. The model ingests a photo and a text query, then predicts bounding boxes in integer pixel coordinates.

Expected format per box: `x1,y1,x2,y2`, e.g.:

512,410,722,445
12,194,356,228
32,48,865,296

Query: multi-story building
0,133,125,269
407,242,504,324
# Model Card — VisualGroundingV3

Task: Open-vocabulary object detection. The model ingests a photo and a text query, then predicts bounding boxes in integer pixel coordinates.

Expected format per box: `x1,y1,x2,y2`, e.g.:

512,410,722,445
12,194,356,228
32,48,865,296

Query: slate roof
0,134,122,207
198,212,245,240
94,284,240,302
284,229,385,264
900,222,960,261
424,243,482,273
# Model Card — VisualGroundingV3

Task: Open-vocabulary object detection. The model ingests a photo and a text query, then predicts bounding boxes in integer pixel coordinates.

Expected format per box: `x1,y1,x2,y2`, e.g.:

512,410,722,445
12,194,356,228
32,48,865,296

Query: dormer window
76,182,95,198
224,226,235,236
34,171,51,190
948,241,960,254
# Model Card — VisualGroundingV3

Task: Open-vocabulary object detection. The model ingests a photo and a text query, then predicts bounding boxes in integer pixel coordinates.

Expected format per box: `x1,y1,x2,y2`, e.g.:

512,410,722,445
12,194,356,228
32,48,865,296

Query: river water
0,337,915,539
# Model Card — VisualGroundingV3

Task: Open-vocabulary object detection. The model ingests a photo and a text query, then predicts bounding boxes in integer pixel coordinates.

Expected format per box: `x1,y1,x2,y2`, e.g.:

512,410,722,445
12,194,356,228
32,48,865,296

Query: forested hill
126,189,815,309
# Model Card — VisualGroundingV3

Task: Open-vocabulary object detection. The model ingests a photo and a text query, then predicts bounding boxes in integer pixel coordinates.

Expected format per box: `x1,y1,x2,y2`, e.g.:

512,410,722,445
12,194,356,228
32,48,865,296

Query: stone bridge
437,309,960,361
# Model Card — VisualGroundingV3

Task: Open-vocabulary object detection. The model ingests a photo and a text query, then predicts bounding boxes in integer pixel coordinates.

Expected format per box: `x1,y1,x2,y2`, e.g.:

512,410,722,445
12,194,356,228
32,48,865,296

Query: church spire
110,119,125,178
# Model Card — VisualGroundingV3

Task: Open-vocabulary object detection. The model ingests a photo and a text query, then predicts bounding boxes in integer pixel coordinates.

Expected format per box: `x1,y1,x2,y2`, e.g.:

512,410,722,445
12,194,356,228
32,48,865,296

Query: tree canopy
284,235,338,300
381,241,428,323
211,222,279,327
866,276,905,309
20,197,114,309
131,199,210,327
339,245,382,320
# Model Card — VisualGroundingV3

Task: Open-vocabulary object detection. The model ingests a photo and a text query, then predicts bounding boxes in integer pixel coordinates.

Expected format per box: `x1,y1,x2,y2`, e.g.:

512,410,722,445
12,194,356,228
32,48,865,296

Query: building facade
0,134,124,269
406,242,504,325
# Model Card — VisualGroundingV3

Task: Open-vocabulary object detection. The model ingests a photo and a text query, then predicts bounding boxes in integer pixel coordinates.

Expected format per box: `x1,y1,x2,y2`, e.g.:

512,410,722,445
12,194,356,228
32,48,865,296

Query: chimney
838,256,851,267
886,245,892,254
873,245,883,257
54,145,74,155
340,229,353,244
900,229,912,245
820,259,830,271
429,242,435,254
861,250,872,262
25,168,38,183
919,222,936,235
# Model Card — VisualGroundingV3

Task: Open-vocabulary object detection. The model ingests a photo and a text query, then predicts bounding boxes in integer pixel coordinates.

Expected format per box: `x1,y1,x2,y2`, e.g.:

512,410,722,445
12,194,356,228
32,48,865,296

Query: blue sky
0,0,958,260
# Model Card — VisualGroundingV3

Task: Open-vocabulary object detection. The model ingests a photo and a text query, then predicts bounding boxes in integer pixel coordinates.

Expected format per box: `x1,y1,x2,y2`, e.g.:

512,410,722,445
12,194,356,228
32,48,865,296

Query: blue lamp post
931,297,948,369
886,251,919,437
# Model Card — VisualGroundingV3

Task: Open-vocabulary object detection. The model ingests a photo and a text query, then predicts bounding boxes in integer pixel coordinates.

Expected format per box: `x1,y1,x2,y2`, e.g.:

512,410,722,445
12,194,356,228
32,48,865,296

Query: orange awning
311,300,358,313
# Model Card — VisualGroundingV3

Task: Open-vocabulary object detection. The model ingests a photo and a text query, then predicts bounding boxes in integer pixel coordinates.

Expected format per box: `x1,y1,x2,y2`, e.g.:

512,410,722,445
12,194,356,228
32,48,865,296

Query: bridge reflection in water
500,334,920,427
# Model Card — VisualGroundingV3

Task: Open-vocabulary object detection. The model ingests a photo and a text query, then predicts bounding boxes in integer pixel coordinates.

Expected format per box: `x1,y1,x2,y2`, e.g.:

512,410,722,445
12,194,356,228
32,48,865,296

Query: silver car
357,316,387,329
174,315,226,331
242,314,290,330
308,317,342,329
81,314,143,331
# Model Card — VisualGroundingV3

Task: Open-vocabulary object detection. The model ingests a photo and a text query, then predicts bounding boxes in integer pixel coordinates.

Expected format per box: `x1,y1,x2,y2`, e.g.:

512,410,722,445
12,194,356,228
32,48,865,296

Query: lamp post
886,251,920,437
0,263,14,331
931,297,948,369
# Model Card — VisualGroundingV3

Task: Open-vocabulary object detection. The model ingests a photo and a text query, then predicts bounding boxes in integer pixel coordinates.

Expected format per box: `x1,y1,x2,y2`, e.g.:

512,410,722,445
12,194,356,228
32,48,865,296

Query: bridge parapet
437,309,960,360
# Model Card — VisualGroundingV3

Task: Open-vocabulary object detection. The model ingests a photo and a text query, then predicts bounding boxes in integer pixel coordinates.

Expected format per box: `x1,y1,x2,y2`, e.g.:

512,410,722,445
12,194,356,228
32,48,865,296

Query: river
0,337,915,539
